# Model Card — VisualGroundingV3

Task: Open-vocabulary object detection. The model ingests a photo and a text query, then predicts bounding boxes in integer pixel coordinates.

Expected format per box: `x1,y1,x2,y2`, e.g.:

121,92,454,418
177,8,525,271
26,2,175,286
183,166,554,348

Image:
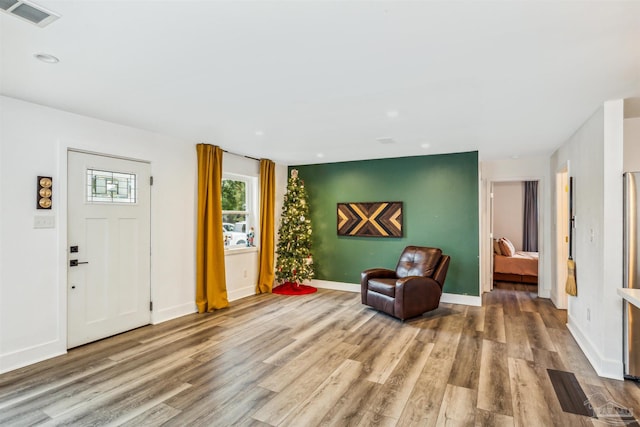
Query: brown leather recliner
361,246,450,320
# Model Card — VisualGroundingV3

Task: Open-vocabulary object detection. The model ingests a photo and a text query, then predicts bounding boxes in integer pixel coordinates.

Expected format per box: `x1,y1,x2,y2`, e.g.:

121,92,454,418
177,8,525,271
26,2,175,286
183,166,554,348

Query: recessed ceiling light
316,153,324,158
511,154,520,159
34,53,59,63
386,110,399,118
254,130,264,136
421,143,431,149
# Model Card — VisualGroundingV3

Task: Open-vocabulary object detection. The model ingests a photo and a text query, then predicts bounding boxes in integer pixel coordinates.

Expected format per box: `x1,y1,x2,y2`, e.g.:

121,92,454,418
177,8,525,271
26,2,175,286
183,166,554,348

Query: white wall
0,96,197,372
0,96,285,373
493,181,524,250
481,156,551,298
550,100,624,380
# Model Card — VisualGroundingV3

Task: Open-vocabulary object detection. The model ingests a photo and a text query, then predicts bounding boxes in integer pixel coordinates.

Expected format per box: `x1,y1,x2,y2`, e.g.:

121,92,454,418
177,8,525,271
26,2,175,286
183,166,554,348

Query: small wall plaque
37,176,52,209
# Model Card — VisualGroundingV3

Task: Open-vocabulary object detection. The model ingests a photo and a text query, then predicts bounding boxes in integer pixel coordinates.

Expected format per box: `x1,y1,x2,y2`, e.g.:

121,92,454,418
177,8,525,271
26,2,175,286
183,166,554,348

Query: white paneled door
67,151,151,348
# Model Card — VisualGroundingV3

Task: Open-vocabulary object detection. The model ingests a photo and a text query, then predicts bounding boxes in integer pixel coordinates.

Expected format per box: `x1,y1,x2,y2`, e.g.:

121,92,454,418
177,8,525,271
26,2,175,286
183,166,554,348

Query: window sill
224,246,259,256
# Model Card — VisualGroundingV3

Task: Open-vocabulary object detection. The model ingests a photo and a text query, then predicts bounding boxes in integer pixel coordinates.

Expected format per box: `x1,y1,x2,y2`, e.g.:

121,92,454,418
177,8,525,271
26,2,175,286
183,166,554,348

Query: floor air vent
0,0,60,27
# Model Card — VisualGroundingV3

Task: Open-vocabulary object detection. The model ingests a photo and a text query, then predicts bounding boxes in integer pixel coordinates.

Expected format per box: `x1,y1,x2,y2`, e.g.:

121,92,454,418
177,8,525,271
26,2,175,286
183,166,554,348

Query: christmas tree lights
275,169,314,286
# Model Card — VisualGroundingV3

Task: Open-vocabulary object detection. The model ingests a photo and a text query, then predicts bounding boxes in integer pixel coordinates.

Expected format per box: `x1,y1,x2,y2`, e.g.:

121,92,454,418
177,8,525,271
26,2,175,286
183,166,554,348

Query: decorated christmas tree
275,169,315,287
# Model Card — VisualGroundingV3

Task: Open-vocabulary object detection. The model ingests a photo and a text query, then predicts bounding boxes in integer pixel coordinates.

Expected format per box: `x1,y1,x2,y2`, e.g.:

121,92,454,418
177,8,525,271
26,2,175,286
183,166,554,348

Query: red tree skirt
272,281,317,295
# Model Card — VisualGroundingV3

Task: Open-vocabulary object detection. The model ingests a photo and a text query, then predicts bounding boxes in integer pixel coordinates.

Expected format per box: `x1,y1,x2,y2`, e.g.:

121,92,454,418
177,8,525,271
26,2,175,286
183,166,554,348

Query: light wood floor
1,284,639,426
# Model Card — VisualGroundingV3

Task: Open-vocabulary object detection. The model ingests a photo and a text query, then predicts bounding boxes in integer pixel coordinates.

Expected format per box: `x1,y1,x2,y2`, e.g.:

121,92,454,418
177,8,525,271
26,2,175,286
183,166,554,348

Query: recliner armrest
395,275,440,293
395,276,442,320
361,268,397,286
361,268,396,305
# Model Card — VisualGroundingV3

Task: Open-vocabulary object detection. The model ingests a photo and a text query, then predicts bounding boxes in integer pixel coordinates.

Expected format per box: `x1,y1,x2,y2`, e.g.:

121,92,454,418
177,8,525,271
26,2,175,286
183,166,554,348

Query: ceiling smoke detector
0,0,60,27
376,137,397,145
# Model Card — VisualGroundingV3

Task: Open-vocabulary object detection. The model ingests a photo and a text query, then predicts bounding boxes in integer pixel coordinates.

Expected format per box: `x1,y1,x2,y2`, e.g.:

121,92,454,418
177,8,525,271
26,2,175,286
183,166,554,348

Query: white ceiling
1,1,639,165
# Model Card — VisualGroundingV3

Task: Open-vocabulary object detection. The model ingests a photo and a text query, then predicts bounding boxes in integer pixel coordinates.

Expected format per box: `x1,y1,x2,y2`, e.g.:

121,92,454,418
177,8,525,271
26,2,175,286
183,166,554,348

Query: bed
493,238,538,285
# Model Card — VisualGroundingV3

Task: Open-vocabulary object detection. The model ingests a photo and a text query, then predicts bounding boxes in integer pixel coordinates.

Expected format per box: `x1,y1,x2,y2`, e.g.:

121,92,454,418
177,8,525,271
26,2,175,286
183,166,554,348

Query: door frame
554,161,570,309
59,145,152,349
486,177,544,297
481,178,495,293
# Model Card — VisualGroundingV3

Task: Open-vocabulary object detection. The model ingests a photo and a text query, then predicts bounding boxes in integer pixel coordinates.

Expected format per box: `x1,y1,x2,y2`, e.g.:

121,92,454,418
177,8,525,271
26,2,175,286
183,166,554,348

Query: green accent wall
293,151,479,296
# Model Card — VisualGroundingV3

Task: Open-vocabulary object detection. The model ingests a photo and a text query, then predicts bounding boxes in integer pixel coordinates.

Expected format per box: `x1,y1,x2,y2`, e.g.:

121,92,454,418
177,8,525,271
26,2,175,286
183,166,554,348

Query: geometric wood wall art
337,202,403,237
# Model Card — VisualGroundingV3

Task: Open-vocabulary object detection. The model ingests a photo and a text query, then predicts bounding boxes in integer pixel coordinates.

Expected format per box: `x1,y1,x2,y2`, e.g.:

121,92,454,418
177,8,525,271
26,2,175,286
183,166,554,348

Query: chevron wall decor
337,202,403,237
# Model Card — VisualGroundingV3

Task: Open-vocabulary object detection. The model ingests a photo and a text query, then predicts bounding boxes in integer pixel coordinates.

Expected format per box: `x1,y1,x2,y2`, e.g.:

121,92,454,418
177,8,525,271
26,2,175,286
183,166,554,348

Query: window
222,174,257,249
86,169,136,204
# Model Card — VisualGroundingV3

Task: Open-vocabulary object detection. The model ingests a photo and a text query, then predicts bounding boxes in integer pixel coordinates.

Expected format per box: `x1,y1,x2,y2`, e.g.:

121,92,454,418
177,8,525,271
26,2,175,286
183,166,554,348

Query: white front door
67,151,151,348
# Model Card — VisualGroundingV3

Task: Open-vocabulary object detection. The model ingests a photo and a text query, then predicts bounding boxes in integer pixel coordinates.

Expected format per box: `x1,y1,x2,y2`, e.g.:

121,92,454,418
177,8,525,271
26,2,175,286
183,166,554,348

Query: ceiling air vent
0,0,60,27
376,137,397,145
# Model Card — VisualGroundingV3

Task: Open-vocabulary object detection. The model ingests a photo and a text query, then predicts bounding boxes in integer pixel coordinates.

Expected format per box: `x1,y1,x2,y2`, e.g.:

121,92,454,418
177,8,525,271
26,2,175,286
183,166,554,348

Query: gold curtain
195,144,229,312
256,159,276,293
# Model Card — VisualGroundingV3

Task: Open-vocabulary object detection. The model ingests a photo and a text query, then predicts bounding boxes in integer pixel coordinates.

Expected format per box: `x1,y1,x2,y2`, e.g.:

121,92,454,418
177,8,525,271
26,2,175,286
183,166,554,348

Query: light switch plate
34,215,55,229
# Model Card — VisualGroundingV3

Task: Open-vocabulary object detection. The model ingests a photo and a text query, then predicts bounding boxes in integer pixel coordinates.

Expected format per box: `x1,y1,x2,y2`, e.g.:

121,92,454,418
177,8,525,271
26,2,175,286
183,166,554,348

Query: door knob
69,260,89,267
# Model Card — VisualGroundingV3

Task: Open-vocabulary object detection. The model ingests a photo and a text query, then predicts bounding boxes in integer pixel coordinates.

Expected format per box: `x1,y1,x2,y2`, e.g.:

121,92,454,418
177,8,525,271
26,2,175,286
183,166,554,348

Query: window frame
85,168,137,205
221,172,258,251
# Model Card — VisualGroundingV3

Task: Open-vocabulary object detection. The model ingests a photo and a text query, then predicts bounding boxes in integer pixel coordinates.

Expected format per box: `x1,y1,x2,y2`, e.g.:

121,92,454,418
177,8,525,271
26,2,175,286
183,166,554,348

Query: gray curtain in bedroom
523,181,538,252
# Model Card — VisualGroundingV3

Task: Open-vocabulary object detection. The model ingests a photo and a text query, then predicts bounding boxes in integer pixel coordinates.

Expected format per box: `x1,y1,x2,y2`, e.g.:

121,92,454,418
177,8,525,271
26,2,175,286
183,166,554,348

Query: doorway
491,180,541,297
67,151,151,348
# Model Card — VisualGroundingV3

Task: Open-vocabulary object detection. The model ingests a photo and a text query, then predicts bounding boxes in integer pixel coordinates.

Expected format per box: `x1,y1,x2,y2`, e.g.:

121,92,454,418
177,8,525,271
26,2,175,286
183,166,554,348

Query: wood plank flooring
1,283,640,426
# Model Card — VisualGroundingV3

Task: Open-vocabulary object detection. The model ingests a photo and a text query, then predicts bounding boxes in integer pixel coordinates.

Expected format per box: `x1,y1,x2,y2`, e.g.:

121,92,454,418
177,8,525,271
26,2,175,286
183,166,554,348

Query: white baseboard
567,313,623,380
228,285,256,302
440,293,482,307
2,304,198,373
538,288,551,299
152,302,196,324
0,339,66,375
311,279,359,293
311,279,482,307
151,286,255,325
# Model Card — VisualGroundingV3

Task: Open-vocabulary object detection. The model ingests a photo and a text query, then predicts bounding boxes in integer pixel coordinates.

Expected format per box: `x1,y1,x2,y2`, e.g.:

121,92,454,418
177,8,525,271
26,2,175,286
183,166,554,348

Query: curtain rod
221,148,260,162
198,143,261,162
